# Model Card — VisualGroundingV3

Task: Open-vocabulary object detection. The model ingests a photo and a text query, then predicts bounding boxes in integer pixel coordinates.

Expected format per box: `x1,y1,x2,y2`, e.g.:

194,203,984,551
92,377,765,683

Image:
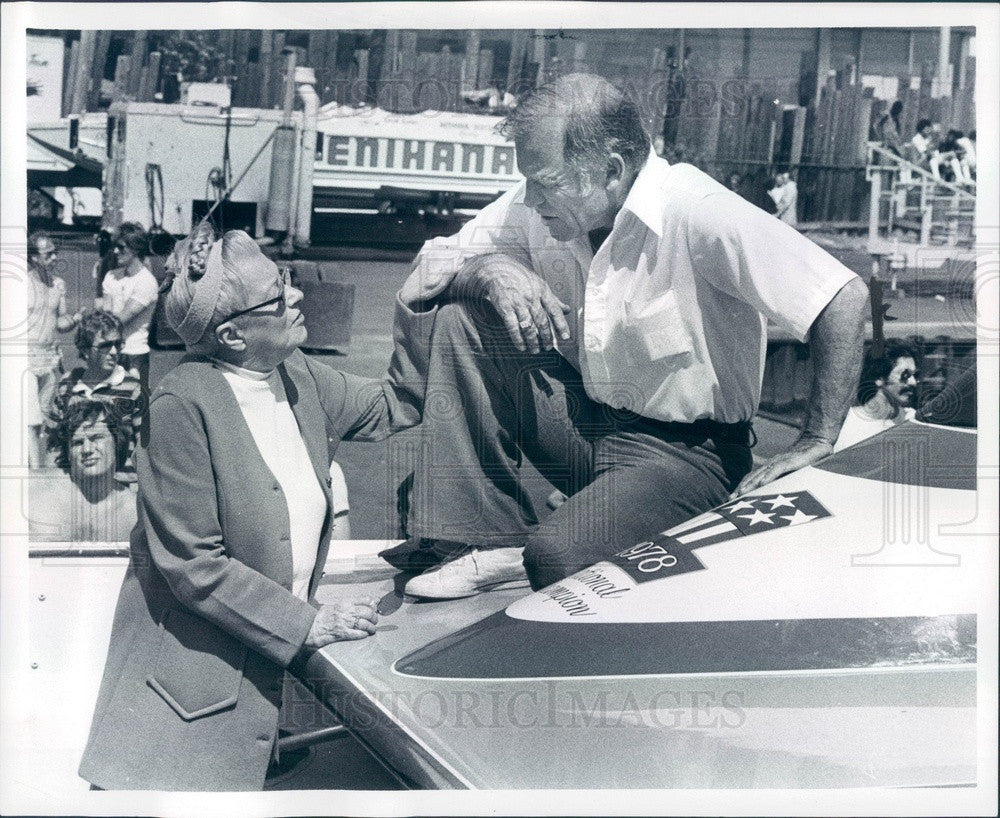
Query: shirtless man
25,231,81,467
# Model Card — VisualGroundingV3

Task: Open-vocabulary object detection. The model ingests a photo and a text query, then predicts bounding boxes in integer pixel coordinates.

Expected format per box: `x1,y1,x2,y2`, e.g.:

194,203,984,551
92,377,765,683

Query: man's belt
639,416,755,446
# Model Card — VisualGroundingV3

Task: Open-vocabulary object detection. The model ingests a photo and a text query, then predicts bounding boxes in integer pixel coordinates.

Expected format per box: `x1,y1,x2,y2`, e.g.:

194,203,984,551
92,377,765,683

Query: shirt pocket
147,607,246,721
623,289,693,363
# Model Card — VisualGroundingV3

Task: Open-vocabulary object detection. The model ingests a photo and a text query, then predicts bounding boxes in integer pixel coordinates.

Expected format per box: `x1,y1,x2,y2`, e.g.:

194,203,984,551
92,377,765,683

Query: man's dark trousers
407,301,753,589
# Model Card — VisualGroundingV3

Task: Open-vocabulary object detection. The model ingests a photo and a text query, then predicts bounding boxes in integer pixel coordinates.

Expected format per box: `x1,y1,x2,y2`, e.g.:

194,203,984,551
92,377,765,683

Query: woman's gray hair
163,224,262,349
499,73,650,180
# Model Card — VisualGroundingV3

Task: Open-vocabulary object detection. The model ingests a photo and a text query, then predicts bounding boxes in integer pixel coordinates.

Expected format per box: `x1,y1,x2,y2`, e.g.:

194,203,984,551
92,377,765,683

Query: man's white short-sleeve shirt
405,155,856,424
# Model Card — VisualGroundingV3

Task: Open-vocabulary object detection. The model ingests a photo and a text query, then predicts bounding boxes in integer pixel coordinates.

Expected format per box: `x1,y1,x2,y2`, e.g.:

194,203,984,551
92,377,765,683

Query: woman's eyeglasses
219,266,292,324
93,339,123,352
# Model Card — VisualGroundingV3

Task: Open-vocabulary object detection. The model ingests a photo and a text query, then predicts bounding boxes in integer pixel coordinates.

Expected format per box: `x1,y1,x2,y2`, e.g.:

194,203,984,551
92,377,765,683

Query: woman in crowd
877,100,905,157
46,309,142,470
79,223,429,791
96,222,159,438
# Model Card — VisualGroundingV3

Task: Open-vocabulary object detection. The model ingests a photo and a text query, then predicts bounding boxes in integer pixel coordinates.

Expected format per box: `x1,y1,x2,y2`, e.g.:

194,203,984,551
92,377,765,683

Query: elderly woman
79,224,428,791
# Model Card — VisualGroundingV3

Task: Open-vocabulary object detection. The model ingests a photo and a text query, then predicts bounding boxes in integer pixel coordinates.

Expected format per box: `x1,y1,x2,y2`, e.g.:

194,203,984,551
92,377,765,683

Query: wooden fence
58,30,976,224
686,68,973,222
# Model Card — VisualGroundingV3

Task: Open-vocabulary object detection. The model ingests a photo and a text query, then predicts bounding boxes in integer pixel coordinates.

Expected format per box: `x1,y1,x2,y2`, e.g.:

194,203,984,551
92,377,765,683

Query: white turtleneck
214,360,327,600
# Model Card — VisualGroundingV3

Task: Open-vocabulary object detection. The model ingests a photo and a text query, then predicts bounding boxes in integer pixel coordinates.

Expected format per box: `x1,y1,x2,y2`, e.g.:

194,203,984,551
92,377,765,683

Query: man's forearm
802,276,868,444
116,298,154,325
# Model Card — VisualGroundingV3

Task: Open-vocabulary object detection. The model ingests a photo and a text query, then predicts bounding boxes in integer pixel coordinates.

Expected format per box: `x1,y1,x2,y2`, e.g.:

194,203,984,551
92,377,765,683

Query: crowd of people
25,226,355,544
18,72,967,791
724,167,799,226
877,100,976,185
25,227,154,541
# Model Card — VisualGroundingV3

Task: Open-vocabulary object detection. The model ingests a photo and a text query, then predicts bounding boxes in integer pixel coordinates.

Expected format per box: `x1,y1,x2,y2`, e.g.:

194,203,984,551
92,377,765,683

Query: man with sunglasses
80,225,430,791
834,340,921,453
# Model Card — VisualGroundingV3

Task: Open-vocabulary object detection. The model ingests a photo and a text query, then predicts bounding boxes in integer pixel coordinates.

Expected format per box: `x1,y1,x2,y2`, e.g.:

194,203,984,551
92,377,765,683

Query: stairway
866,143,976,248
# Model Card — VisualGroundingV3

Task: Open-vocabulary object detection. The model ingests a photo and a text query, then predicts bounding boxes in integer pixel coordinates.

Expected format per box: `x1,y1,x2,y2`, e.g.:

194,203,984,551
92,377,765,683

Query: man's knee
523,529,588,591
434,300,510,349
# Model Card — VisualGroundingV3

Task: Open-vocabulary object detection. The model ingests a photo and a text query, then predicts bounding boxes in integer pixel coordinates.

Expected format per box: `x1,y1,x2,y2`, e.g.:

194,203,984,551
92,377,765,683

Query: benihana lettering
322,135,518,178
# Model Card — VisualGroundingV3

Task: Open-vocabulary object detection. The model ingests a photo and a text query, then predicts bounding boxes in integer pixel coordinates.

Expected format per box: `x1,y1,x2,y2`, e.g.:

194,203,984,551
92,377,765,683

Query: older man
24,231,82,466
79,224,429,790
389,73,867,596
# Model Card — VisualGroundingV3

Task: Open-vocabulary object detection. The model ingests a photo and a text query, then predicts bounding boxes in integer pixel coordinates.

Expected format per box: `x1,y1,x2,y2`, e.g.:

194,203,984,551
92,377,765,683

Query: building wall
532,27,968,103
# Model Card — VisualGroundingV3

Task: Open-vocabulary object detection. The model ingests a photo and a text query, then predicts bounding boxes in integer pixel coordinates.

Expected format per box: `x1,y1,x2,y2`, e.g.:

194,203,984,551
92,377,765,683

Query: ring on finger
518,318,533,329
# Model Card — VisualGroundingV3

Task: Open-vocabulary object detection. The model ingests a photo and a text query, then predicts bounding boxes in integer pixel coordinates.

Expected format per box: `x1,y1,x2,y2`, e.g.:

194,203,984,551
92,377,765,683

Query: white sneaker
403,547,529,600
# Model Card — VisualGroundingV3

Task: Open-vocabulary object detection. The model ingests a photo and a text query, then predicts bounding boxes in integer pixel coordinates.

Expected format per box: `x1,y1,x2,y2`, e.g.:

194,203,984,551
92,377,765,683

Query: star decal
763,494,798,509
725,499,757,513
737,508,776,526
779,509,818,526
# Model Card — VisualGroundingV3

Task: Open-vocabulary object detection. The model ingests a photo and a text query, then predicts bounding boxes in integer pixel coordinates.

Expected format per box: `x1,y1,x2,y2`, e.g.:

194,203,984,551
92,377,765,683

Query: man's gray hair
499,73,650,178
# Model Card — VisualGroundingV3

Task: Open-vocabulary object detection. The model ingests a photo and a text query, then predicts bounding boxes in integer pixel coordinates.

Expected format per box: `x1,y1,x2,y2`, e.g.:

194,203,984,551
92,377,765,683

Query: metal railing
866,142,976,200
866,142,975,247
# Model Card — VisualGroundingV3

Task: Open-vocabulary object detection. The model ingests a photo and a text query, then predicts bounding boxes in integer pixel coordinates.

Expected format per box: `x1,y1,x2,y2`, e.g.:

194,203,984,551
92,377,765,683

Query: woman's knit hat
163,223,272,346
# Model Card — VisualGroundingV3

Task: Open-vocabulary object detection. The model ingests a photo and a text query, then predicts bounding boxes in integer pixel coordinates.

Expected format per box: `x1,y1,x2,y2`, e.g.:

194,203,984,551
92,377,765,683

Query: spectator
957,129,976,179
30,400,137,541
909,119,934,167
876,100,905,157
769,169,799,227
97,222,158,437
736,168,778,214
833,341,920,452
46,310,143,468
24,231,82,468
931,129,973,185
